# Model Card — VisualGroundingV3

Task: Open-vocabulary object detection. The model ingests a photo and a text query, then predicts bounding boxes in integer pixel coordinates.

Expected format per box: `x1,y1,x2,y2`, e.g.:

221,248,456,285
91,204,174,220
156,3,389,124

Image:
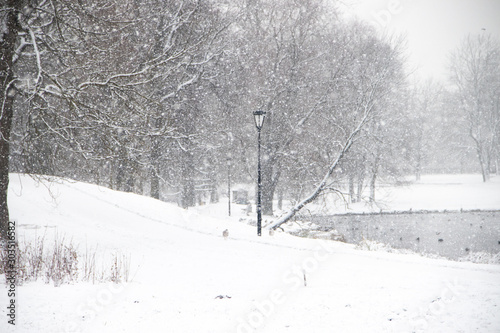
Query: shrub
1,234,130,286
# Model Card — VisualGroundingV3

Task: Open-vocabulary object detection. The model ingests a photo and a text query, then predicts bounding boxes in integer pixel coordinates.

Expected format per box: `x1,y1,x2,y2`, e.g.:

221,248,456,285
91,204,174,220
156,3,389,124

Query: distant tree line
1,0,499,238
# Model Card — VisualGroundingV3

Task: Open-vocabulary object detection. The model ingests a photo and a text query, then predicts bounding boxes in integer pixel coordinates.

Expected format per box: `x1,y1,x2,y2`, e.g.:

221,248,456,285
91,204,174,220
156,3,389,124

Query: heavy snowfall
1,0,499,332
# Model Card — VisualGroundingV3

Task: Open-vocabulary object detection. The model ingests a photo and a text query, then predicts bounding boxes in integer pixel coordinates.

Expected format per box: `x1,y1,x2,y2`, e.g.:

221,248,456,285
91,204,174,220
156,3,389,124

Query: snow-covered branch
269,98,375,230
27,26,42,86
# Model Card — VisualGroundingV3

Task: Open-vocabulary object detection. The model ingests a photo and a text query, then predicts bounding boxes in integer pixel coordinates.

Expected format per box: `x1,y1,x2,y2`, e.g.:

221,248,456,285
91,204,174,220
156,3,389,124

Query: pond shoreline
305,210,500,261
312,208,500,216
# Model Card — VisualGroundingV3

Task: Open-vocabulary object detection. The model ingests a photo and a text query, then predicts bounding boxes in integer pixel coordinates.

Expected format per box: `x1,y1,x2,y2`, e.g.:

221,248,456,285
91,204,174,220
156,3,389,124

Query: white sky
338,0,500,83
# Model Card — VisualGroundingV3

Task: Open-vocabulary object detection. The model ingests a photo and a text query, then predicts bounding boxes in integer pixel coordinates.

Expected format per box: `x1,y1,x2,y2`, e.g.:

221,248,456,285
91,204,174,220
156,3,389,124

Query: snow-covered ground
1,173,500,332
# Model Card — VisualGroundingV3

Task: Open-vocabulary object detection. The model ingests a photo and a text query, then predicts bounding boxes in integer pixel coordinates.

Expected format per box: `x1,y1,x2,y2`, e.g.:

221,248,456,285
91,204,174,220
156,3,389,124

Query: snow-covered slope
1,174,500,332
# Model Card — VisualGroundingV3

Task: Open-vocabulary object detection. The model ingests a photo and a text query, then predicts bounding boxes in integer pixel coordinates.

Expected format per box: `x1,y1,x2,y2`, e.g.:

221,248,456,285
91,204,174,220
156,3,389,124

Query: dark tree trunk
261,158,279,216
356,156,366,203
181,150,195,208
0,1,22,241
473,137,490,182
348,173,355,203
150,134,161,200
356,174,364,203
208,155,218,204
369,154,380,203
116,156,126,191
209,177,218,204
369,172,377,203
415,150,421,181
261,139,282,216
261,184,275,215
277,188,283,210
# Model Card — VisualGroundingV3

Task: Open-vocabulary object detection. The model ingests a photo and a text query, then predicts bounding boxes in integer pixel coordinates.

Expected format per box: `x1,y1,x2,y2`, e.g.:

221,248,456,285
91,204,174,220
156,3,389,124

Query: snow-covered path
1,174,500,332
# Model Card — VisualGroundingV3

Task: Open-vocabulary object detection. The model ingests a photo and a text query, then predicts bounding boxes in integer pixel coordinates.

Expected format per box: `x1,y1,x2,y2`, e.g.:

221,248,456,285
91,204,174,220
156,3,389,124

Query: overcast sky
338,0,500,84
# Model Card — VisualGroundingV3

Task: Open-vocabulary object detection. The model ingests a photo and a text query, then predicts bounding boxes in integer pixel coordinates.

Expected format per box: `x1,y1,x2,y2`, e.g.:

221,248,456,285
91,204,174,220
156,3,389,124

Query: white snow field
1,173,500,333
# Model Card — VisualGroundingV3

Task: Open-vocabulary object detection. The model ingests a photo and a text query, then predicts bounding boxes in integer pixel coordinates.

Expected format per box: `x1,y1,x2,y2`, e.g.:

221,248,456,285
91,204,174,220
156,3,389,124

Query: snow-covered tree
269,25,407,228
1,0,25,239
450,34,500,181
1,0,227,239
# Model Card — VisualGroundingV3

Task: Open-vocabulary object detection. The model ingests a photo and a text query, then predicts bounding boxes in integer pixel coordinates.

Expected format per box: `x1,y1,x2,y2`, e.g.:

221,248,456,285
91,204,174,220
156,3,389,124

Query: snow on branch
26,27,40,79
269,100,375,230
12,36,29,65
160,73,201,102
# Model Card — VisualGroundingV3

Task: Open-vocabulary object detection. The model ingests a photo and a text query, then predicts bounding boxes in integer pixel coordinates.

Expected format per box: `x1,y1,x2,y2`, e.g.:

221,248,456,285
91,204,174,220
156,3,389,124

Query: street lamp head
253,110,266,131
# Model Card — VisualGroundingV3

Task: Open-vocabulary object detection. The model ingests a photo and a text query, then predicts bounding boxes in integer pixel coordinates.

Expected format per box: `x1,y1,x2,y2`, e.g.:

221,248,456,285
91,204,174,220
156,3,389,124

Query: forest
1,0,499,238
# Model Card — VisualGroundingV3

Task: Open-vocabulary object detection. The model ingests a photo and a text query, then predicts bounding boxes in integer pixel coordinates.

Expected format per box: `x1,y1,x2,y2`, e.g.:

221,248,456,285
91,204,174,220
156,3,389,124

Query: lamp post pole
257,126,262,236
253,110,266,236
224,132,233,217
227,153,231,216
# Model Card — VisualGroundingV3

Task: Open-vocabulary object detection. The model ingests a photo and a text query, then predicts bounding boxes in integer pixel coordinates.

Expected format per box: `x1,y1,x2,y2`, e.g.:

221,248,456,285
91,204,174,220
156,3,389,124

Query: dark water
311,211,500,260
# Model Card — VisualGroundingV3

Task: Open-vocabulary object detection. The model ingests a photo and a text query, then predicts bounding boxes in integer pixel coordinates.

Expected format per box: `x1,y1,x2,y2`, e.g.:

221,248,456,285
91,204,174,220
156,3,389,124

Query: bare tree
450,34,500,182
2,0,227,240
226,0,352,215
270,29,406,229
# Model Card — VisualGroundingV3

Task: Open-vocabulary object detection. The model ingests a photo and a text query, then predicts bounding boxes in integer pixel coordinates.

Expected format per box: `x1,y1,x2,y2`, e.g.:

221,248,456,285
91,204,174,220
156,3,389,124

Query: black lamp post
253,110,266,236
227,152,231,216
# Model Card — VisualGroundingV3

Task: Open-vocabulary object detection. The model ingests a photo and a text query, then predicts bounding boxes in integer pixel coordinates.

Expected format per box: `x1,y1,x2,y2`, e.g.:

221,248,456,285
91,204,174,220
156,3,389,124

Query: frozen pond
312,210,500,260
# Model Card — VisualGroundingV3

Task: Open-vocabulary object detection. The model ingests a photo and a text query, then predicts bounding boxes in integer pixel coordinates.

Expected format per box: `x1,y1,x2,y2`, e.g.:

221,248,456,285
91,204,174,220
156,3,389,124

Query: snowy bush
355,237,416,256
356,237,393,252
458,252,500,265
1,235,130,286
300,230,346,242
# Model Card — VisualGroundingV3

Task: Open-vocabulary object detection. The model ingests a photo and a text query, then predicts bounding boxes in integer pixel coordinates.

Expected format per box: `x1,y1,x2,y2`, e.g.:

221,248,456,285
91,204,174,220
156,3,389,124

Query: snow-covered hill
1,174,500,332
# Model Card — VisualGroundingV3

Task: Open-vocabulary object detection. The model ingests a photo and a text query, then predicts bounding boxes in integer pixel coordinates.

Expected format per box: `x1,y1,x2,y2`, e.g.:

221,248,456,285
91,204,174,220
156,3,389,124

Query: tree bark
369,153,380,203
150,134,161,200
369,169,377,203
471,131,490,182
0,1,22,241
277,187,283,210
181,150,195,208
356,171,364,203
261,172,277,215
415,149,421,181
348,174,355,203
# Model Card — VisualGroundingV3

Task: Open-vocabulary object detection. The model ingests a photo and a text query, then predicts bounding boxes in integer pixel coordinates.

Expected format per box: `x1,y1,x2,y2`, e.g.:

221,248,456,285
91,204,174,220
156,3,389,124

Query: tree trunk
415,150,421,181
369,171,377,203
181,151,195,208
0,2,22,241
261,183,275,215
116,156,126,191
356,176,364,203
369,153,380,203
150,134,160,200
261,149,279,216
475,143,490,182
356,155,365,202
348,173,355,203
210,178,218,203
277,187,283,210
209,156,218,204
